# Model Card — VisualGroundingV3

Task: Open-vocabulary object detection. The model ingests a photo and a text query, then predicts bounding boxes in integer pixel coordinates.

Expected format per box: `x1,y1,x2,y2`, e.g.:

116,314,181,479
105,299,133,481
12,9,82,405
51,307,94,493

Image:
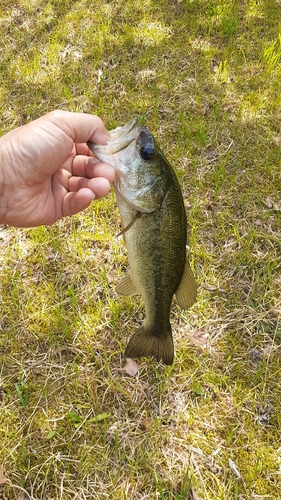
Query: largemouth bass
88,118,197,365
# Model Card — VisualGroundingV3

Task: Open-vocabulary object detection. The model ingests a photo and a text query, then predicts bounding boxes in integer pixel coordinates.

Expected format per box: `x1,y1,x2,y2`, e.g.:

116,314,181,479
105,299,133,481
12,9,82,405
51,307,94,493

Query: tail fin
125,325,174,365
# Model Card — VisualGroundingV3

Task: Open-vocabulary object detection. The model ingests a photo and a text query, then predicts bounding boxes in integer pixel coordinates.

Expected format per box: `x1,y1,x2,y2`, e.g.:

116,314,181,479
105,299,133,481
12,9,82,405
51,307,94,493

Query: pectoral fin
115,273,139,296
116,212,142,237
175,260,197,309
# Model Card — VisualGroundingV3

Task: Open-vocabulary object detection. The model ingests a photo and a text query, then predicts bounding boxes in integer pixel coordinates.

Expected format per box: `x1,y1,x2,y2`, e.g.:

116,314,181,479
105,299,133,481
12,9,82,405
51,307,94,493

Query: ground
0,1,281,499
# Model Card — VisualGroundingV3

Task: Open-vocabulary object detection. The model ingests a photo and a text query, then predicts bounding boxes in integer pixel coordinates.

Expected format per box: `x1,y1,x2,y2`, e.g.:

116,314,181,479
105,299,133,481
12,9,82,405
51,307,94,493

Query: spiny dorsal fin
115,273,139,296
175,259,197,309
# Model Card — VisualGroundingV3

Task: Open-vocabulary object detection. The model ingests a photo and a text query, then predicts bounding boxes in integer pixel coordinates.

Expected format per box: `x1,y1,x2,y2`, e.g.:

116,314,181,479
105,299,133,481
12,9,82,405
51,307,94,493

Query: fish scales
121,175,186,364
88,119,197,364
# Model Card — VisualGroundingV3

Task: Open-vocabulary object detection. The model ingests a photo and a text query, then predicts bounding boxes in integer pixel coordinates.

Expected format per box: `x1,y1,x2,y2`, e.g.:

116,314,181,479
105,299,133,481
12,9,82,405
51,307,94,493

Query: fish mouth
88,117,141,160
104,117,141,154
109,117,139,142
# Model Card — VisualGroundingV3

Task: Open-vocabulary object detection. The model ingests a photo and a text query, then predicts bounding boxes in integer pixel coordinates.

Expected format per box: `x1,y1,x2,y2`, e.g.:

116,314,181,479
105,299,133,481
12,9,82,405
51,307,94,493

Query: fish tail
125,325,174,365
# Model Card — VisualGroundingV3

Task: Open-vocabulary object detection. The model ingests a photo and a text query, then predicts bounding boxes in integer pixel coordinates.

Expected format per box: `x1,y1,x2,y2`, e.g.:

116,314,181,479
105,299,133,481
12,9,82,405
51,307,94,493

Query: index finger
45,110,111,145
75,143,94,156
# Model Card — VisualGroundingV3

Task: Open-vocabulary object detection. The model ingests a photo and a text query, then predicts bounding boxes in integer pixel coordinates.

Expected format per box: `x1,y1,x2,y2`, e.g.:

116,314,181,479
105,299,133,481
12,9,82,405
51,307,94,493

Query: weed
14,381,29,408
262,34,281,74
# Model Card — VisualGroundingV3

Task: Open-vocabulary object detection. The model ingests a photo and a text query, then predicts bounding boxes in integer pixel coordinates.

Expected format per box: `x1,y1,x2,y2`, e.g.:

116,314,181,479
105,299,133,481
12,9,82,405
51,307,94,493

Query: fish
88,118,197,365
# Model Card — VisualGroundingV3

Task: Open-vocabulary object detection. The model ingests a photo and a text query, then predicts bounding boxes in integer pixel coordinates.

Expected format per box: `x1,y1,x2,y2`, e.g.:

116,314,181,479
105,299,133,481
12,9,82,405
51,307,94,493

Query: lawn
0,1,281,499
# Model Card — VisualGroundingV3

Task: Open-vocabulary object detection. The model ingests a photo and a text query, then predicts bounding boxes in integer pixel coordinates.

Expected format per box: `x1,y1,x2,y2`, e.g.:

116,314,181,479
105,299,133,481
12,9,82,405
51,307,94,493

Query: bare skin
0,110,115,227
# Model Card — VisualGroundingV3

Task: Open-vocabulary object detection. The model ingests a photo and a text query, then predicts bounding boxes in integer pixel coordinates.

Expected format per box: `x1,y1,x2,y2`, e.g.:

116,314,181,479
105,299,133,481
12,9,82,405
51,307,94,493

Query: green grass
1,0,281,499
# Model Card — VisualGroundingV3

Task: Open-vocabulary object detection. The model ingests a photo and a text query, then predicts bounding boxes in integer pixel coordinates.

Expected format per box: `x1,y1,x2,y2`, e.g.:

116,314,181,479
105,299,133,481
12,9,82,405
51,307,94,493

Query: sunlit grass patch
132,21,172,46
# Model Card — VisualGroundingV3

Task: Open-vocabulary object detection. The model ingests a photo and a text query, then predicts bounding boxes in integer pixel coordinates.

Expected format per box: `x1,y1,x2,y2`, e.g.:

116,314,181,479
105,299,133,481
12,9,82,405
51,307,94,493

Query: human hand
0,110,115,227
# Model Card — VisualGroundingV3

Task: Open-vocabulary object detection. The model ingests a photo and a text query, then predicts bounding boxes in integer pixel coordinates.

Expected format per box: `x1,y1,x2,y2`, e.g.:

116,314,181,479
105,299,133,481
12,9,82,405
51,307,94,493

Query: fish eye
140,145,155,161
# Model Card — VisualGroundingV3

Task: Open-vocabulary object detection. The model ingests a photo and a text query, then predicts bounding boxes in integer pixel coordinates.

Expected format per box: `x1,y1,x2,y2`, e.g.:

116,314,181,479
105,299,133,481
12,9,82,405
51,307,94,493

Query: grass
0,0,281,498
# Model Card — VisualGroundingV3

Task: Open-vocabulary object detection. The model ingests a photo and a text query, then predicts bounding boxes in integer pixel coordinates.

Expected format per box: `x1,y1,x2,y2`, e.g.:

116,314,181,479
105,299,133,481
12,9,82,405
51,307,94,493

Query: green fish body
88,118,196,364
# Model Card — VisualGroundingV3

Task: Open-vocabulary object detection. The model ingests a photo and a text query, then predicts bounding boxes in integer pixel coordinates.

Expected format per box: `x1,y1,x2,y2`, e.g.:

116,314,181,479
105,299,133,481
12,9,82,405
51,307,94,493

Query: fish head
88,118,171,213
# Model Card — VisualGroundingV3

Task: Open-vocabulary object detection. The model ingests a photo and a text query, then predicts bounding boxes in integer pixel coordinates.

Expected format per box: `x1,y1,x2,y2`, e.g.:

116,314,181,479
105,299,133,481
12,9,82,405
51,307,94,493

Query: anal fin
175,259,197,309
115,273,139,296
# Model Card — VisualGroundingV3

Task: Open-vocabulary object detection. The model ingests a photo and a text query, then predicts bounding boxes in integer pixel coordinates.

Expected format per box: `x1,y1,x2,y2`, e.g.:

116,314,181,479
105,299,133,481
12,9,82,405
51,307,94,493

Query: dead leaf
97,69,103,83
106,423,118,444
189,487,201,500
189,330,208,349
264,196,273,208
264,196,280,210
53,346,67,354
249,348,262,366
205,455,223,474
121,358,139,377
229,458,242,479
0,466,7,484
140,417,152,430
254,219,262,226
158,105,173,114
204,284,218,291
53,345,75,355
